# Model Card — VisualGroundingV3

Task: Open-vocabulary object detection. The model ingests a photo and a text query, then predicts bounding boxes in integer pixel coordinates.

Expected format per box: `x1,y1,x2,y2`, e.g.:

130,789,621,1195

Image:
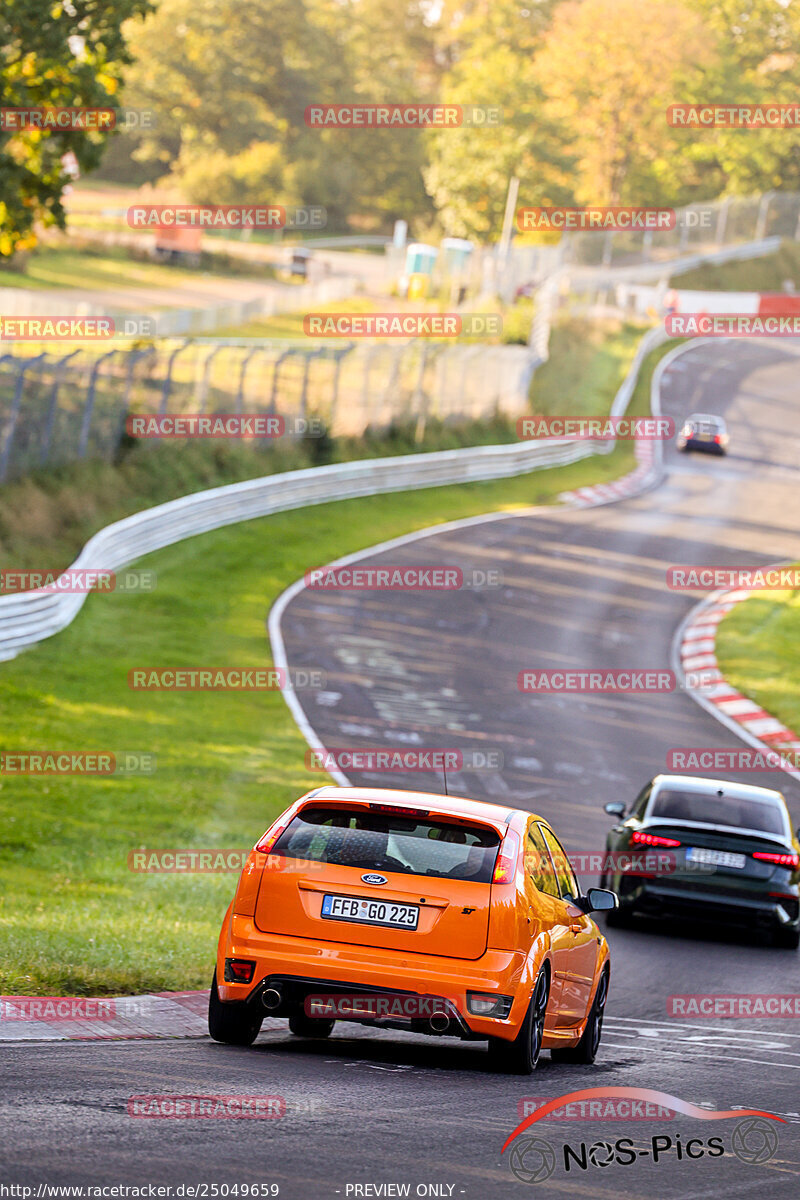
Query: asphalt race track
3,340,800,1197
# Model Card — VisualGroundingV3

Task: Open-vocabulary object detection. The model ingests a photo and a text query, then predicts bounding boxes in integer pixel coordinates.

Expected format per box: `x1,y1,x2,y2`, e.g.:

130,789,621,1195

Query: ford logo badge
361,873,387,886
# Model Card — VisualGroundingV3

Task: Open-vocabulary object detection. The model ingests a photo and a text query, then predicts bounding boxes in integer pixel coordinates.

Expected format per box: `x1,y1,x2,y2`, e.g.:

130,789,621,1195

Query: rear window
271,806,501,882
649,789,785,835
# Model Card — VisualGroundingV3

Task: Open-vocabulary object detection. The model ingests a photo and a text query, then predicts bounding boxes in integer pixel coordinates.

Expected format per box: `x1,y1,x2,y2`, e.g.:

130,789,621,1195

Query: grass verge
0,241,279,291
0,323,672,996
714,578,800,737
672,240,800,292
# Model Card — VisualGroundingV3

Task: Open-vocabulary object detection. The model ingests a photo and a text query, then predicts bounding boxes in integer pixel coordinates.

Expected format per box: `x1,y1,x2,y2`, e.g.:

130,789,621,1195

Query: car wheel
551,968,609,1065
288,1013,335,1038
208,970,262,1046
774,926,800,950
487,965,549,1075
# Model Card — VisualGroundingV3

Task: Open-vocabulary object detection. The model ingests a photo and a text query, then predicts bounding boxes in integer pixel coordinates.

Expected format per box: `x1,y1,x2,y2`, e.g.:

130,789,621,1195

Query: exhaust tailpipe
261,987,282,1011
428,1011,450,1033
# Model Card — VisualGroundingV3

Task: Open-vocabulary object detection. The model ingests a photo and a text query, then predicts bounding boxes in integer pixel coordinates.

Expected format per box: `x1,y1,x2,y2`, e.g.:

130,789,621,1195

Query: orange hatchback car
210,786,617,1073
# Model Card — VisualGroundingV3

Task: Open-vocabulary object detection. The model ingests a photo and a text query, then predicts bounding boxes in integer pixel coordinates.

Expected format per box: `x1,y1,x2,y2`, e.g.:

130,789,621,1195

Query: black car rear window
271,806,501,882
649,789,785,835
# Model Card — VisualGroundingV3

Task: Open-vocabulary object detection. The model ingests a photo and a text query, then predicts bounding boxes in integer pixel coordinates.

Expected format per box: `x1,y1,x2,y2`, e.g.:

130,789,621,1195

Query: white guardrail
0,322,671,662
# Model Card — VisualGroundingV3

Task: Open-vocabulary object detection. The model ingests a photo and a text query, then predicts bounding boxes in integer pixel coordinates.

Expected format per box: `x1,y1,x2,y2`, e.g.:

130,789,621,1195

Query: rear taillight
255,815,292,853
631,830,681,848
492,829,520,884
753,851,800,869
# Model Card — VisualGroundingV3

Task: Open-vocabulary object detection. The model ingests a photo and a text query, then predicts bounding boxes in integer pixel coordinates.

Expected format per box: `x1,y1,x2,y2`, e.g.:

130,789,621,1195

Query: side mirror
604,801,625,818
585,888,619,913
564,889,618,914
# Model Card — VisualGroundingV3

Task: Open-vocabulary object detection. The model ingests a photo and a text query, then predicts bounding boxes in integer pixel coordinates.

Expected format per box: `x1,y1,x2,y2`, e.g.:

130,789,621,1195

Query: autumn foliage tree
0,0,151,256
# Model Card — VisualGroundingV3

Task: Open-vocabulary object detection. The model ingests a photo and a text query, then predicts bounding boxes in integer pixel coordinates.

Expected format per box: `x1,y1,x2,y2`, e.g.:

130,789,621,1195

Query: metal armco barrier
0,323,671,663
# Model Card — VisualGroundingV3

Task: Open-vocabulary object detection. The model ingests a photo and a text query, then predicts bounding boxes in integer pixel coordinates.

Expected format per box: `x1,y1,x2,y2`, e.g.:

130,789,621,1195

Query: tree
0,0,152,256
119,0,439,230
681,0,800,198
535,0,712,206
426,1,575,240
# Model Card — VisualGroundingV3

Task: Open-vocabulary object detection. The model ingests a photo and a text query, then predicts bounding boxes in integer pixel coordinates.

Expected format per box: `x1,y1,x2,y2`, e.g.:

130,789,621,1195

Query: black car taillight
753,851,800,869
224,958,256,984
631,830,681,848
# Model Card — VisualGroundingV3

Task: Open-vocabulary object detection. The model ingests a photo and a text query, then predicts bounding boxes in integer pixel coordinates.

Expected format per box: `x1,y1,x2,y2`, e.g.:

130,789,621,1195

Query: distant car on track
676,412,729,455
600,774,800,947
210,785,618,1073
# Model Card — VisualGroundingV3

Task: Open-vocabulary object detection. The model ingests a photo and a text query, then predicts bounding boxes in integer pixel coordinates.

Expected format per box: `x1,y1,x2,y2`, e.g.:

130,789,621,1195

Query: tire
550,968,609,1065
208,971,262,1046
774,926,800,950
487,966,549,1075
288,1013,335,1038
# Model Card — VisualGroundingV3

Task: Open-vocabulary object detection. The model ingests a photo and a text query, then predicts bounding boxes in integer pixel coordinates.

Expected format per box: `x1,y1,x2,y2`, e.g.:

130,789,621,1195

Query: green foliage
7,2,800,285
0,0,152,255
120,0,438,229
715,580,800,740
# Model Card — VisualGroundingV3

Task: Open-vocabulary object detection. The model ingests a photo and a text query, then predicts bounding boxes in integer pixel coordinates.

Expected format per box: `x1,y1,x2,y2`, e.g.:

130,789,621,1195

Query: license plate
686,847,746,869
321,894,420,929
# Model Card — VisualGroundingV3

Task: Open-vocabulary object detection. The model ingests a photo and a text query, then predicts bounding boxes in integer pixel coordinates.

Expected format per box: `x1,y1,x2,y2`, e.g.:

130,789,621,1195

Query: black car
676,412,729,455
600,773,800,947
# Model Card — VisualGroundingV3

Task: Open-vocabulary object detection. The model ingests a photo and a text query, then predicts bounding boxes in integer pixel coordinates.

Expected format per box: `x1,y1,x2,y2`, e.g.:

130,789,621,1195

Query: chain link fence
0,337,533,483
495,191,800,300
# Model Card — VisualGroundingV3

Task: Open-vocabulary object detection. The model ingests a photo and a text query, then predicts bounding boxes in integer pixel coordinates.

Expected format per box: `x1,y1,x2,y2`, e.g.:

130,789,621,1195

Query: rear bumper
617,878,800,929
679,437,725,454
218,913,529,1040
